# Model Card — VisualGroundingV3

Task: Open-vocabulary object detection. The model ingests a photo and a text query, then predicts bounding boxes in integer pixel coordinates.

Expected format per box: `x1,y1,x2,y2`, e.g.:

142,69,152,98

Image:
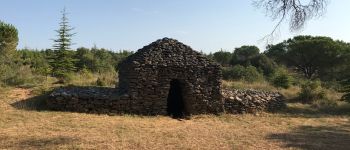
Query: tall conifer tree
51,8,76,79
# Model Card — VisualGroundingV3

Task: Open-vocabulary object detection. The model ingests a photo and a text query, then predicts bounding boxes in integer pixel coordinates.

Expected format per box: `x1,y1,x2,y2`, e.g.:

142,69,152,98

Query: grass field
0,87,350,150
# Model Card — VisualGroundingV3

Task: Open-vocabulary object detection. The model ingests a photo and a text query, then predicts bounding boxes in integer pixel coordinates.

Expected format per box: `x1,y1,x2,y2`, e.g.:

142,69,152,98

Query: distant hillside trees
213,45,277,82
75,47,133,73
265,36,350,80
51,8,77,80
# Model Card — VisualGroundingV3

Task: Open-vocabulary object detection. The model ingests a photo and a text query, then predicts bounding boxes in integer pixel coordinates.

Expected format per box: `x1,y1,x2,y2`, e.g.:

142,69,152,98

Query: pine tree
51,8,76,80
0,20,18,59
0,21,19,85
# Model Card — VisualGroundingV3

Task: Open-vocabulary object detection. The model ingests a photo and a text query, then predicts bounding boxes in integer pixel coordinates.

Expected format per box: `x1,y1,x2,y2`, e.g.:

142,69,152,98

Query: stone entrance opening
167,79,186,118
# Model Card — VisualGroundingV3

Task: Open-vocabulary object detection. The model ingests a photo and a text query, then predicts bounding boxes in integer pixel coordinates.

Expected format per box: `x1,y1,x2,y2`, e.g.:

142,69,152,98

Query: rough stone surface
48,87,286,115
117,38,223,115
47,38,286,115
222,89,286,114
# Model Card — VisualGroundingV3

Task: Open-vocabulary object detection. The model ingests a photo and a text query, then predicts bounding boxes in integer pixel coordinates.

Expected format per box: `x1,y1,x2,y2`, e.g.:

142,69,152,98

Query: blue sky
1,0,350,53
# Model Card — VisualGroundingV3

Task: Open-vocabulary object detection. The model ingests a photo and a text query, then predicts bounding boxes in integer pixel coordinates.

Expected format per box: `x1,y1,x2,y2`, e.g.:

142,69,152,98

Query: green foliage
340,78,350,103
251,54,277,76
75,47,132,73
0,21,42,87
272,74,291,89
266,35,350,80
212,50,232,66
18,49,52,77
231,45,260,66
0,63,45,87
0,20,18,58
222,65,245,80
264,43,287,64
243,65,263,83
271,67,293,89
298,80,326,103
51,8,77,80
51,50,77,79
222,65,263,83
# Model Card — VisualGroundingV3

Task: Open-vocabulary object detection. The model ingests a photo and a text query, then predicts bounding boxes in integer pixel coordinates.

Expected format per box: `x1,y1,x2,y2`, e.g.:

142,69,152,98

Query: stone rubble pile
222,88,286,114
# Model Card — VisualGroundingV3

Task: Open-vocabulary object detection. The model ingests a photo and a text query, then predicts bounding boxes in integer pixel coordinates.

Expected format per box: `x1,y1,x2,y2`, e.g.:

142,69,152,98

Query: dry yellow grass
0,88,349,150
222,80,278,91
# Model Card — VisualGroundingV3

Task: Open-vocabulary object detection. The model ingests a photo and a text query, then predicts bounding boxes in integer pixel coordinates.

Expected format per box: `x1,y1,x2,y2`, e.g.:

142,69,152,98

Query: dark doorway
167,79,186,118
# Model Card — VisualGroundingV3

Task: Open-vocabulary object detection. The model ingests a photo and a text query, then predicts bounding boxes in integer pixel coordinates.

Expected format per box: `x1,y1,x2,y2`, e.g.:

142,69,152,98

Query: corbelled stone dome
118,37,223,116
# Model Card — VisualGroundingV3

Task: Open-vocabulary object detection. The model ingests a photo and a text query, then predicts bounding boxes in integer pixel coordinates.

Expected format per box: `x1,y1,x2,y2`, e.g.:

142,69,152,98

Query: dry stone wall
222,89,286,114
48,87,286,115
48,87,130,114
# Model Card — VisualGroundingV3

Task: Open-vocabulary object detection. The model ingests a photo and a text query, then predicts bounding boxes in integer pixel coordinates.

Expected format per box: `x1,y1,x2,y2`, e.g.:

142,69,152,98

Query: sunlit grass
0,86,349,149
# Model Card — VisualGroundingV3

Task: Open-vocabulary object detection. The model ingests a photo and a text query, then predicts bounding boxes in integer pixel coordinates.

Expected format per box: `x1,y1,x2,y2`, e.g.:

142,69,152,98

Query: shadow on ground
10,89,52,111
11,86,118,112
274,102,350,118
0,135,78,149
267,124,350,150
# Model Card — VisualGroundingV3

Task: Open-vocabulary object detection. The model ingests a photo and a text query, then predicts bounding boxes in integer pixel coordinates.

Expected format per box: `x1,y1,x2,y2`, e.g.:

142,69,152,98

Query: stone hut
117,38,223,117
48,38,285,117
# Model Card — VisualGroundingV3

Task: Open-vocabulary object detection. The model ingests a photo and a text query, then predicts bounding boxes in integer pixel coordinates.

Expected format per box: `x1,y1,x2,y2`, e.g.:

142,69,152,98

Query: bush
243,65,263,83
222,65,245,80
272,75,291,89
271,68,292,89
298,80,326,103
1,64,45,87
222,65,263,82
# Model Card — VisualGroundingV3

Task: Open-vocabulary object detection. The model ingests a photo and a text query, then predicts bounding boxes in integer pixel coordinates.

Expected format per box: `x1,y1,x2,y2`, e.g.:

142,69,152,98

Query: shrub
222,65,263,82
251,54,277,76
222,65,245,80
298,80,326,103
242,65,263,83
272,75,291,89
1,64,44,87
271,68,292,89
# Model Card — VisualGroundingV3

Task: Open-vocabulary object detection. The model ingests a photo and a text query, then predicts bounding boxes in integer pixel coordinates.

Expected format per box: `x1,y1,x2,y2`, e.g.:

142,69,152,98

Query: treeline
208,35,350,102
0,20,133,87
18,47,132,77
1,20,350,103
209,36,350,84
1,47,132,86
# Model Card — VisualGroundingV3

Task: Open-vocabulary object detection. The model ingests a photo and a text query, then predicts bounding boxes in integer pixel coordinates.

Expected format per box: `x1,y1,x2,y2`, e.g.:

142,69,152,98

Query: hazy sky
1,0,350,53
